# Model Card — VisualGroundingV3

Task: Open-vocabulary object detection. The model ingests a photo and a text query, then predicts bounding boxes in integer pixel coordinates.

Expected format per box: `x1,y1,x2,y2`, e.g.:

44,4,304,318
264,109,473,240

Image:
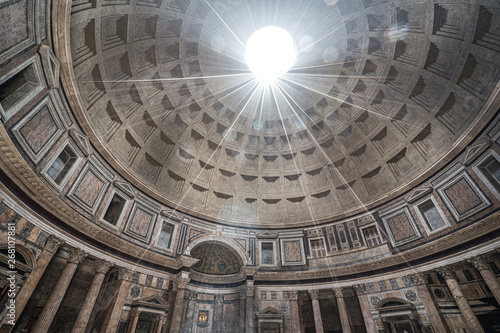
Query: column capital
246,285,255,297
66,247,88,264
239,290,246,299
45,235,64,253
468,255,490,271
333,287,344,298
287,290,298,301
175,276,190,290
437,265,456,280
353,284,366,295
308,289,319,300
188,291,198,301
95,259,112,274
215,294,224,303
117,268,134,281
410,272,427,286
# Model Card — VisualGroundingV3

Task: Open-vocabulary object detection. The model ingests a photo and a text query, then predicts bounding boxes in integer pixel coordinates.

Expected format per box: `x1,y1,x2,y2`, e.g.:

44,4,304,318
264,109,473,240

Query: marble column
127,309,140,333
469,255,500,306
239,291,246,333
99,268,134,333
410,273,449,333
333,288,351,333
308,290,324,333
183,291,198,333
214,294,224,333
156,314,167,333
353,285,376,333
71,259,112,333
246,285,255,333
169,276,189,333
287,291,301,333
31,247,88,333
438,266,485,333
9,235,64,324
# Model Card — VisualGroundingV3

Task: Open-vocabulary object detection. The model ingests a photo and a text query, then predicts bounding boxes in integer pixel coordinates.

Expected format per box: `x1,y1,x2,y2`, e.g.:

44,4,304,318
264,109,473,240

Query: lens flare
245,26,296,84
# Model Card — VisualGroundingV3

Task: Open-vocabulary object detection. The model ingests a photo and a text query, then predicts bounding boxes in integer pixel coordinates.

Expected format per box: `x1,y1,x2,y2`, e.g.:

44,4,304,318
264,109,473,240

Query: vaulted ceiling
70,0,500,226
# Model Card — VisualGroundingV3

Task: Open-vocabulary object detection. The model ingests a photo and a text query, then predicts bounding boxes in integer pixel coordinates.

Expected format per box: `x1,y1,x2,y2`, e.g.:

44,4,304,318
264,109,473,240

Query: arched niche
376,298,422,333
184,234,249,268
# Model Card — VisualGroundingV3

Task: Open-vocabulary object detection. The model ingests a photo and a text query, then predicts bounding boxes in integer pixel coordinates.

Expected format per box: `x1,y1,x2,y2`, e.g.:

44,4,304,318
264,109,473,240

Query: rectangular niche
436,169,491,221
100,190,130,228
413,195,450,235
154,214,179,251
380,206,421,246
0,55,45,121
67,162,112,214
123,197,159,243
42,140,83,191
11,95,65,163
279,236,306,266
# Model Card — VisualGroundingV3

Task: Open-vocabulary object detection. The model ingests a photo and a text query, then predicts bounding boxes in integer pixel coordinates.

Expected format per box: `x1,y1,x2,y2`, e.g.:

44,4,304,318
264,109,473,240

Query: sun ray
202,0,247,49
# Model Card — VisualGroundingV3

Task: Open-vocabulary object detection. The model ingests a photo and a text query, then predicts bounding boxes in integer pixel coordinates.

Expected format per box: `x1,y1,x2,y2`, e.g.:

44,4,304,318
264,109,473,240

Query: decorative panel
67,162,112,214
380,206,421,246
437,170,491,221
280,237,306,266
12,96,65,163
123,197,159,243
0,0,35,64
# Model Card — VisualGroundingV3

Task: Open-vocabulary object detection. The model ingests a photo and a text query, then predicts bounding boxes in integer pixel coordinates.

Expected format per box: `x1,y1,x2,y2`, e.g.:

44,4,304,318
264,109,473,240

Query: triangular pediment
463,141,491,166
134,295,169,308
113,180,135,199
69,129,91,157
406,187,432,203
256,306,284,319
161,209,183,221
257,231,277,239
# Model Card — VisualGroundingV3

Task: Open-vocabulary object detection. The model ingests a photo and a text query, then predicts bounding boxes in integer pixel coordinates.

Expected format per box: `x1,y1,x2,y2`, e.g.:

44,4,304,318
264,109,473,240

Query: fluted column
169,275,189,333
308,290,324,333
409,273,449,333
469,255,500,306
438,266,485,333
127,309,140,333
287,291,301,333
71,259,112,333
214,294,224,333
183,291,198,333
100,268,134,333
31,247,87,333
353,285,376,333
5,235,64,326
333,288,351,333
239,291,246,333
246,284,255,333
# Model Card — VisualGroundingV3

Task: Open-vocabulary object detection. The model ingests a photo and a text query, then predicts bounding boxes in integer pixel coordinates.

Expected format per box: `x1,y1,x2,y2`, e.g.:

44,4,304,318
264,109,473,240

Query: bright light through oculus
245,27,296,84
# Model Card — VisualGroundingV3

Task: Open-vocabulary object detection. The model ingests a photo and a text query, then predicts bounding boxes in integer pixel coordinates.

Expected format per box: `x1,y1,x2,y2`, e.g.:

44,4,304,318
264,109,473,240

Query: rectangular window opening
0,62,40,117
46,146,78,185
310,239,326,258
157,222,175,249
363,226,381,247
418,199,446,232
102,193,126,225
261,242,274,265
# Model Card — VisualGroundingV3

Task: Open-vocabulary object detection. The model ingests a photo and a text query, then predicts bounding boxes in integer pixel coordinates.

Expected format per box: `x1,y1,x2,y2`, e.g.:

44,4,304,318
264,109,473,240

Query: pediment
256,306,283,317
256,231,277,239
161,209,183,222
462,141,491,166
134,295,169,308
113,180,135,199
69,129,91,157
406,187,432,203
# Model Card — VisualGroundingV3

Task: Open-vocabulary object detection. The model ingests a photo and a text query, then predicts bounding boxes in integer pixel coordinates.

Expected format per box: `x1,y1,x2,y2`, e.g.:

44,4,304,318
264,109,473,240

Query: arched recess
184,234,249,267
376,297,422,333
0,244,36,271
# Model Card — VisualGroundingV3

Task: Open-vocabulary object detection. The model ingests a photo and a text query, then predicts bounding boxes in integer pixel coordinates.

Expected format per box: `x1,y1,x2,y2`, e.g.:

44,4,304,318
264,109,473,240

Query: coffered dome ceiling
70,0,500,226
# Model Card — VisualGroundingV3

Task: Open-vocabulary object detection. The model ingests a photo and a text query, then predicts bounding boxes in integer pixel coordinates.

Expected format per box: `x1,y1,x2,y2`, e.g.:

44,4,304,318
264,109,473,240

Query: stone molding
353,284,366,295
333,288,344,298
